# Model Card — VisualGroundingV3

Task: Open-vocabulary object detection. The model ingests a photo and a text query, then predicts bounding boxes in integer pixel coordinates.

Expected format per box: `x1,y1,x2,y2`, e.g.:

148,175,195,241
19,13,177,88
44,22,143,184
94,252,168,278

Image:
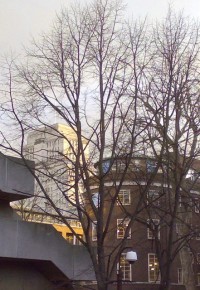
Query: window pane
148,254,160,282
92,192,99,207
92,222,97,241
197,273,200,285
117,219,131,239
120,254,131,280
102,160,110,173
66,233,73,244
118,190,131,205
147,160,157,173
147,219,160,239
147,190,160,206
178,268,183,284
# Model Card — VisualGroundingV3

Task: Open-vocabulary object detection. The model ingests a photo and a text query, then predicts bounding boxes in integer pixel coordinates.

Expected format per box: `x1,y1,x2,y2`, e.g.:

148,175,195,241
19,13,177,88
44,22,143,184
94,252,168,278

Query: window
197,253,200,264
194,198,200,213
195,228,200,240
69,220,82,228
67,191,76,207
102,160,110,173
117,160,126,170
45,202,52,213
92,222,97,241
118,254,132,281
197,273,200,285
188,198,193,212
147,219,160,239
147,160,157,173
196,233,200,240
148,254,160,282
179,196,182,207
74,235,83,245
117,219,131,239
178,268,183,284
66,233,73,244
66,234,83,245
187,169,198,181
189,252,194,264
27,147,34,160
112,160,126,171
118,190,131,205
132,159,140,171
92,192,99,207
147,190,160,206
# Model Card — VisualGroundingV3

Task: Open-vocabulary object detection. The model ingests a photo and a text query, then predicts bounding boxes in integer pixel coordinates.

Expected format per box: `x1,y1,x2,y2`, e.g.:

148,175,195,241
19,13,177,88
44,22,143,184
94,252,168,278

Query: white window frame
74,234,83,245
67,191,76,207
187,168,198,181
131,159,140,171
118,190,131,205
179,196,182,207
148,253,160,282
147,219,160,239
92,192,99,207
112,160,126,171
194,198,200,213
147,190,160,206
117,218,131,239
197,273,200,285
178,268,183,284
92,221,97,241
118,253,132,281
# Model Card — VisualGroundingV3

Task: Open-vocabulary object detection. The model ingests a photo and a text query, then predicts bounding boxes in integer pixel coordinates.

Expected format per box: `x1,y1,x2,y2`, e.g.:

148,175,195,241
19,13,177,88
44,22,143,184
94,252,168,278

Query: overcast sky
1,0,200,56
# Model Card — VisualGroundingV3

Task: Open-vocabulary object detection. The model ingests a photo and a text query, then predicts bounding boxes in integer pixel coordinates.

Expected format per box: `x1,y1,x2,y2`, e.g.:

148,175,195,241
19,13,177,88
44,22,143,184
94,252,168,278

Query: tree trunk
179,247,196,290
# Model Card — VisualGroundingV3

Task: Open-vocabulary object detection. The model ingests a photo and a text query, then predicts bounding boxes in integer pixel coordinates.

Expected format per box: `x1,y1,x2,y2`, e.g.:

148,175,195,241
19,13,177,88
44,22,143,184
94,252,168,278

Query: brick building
89,155,200,289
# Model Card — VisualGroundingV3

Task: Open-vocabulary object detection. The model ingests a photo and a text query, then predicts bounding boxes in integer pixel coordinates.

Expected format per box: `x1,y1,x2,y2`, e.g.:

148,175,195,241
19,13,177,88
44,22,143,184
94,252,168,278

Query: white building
24,123,89,216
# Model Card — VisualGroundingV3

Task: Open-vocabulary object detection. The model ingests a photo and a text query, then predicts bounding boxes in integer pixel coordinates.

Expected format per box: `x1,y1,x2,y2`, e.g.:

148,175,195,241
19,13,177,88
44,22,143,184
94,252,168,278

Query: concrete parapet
0,153,34,201
0,216,94,281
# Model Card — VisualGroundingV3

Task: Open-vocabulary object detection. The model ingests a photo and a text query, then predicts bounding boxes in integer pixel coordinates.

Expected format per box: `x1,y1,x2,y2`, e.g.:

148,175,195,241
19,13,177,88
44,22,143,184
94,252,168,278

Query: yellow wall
53,223,83,240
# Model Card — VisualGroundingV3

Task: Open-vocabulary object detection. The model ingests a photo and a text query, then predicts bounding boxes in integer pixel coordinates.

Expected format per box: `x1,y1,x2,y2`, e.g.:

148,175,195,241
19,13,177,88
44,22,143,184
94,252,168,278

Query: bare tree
139,9,200,290
1,2,200,290
0,1,150,289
